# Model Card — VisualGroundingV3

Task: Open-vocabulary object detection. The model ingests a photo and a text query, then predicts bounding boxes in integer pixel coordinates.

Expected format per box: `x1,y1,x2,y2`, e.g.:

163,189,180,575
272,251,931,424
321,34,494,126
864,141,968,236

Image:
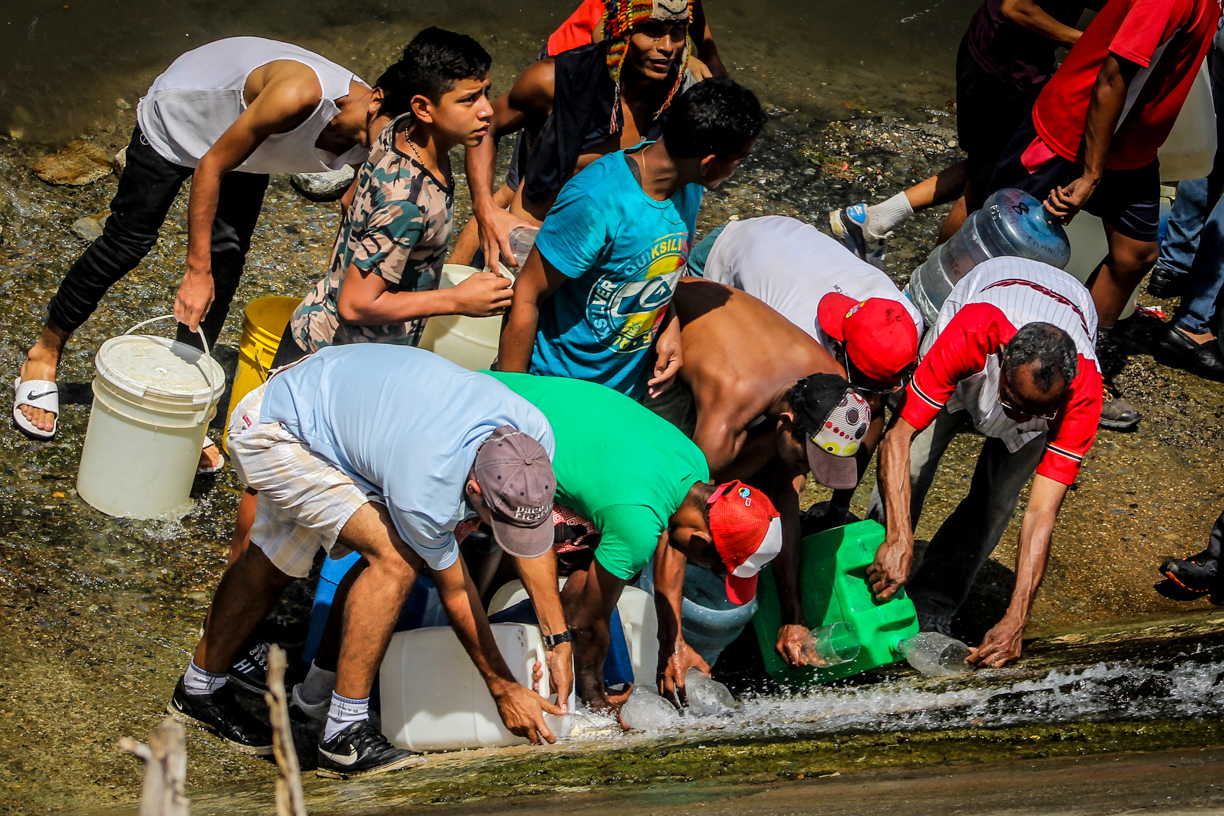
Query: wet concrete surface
0,40,1222,816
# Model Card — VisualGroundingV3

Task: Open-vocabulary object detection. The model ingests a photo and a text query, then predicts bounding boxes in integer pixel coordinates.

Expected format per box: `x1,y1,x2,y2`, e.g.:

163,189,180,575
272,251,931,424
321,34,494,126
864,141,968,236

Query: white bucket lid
95,335,226,406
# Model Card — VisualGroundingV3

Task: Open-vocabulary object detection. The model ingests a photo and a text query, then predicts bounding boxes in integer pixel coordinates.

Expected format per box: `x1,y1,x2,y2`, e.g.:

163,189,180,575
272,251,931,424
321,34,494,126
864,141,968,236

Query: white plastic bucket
379,622,575,752
418,264,514,371
488,580,660,688
1158,61,1216,182
76,316,225,519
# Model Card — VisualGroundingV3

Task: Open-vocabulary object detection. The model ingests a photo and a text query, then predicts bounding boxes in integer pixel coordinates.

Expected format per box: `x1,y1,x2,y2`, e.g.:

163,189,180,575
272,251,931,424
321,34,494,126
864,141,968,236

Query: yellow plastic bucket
225,297,300,450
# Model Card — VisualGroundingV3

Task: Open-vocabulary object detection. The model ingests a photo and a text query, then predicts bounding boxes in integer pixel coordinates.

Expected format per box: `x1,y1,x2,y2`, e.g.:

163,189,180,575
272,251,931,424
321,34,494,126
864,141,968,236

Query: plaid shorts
227,385,377,578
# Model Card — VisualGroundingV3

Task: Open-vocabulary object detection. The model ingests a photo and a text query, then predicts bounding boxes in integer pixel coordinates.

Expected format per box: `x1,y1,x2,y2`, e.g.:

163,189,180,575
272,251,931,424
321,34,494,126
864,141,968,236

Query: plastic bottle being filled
620,684,681,731
901,632,975,676
683,668,736,717
799,622,862,668
905,188,1070,327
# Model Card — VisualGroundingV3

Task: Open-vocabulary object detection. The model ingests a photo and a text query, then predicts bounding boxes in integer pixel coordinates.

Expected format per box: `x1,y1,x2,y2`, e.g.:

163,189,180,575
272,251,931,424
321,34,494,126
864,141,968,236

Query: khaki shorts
227,385,376,578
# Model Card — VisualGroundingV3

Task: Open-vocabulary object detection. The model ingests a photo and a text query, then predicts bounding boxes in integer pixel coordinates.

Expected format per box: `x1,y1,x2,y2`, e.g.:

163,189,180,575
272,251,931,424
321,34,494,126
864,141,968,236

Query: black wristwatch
542,629,573,649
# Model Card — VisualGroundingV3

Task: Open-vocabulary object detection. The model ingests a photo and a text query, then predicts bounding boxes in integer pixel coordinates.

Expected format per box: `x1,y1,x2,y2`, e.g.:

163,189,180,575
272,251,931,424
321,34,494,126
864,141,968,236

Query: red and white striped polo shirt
900,258,1104,485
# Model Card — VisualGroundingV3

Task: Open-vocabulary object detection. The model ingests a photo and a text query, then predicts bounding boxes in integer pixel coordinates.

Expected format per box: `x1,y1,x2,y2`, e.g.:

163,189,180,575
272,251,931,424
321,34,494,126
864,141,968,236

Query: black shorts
986,113,1160,242
956,37,1041,196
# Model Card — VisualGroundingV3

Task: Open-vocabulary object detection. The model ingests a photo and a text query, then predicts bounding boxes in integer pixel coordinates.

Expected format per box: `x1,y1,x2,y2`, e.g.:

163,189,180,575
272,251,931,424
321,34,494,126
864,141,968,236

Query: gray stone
32,141,113,186
289,165,355,202
71,211,110,242
115,98,131,111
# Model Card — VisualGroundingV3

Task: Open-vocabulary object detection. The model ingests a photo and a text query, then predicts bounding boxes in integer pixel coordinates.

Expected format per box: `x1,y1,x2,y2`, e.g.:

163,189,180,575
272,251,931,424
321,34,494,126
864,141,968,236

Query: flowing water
1,0,1224,813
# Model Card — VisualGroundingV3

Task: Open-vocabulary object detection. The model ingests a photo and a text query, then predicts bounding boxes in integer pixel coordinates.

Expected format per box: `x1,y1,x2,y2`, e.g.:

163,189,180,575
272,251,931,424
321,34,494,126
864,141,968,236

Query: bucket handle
123,314,222,392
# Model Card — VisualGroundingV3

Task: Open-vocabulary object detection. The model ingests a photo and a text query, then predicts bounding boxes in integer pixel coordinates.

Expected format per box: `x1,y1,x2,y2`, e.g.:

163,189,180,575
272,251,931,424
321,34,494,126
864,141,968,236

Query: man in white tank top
689,215,924,393
14,38,401,459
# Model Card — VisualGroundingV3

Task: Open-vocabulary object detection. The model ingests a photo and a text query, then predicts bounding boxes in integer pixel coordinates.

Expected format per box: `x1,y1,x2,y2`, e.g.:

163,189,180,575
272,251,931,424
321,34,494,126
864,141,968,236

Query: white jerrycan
418,264,514,371
379,622,575,752
488,580,660,689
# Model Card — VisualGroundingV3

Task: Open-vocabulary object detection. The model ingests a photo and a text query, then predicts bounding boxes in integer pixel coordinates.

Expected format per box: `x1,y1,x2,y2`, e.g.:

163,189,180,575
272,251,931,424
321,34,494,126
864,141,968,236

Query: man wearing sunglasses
686,215,924,394
642,278,881,697
867,257,1103,669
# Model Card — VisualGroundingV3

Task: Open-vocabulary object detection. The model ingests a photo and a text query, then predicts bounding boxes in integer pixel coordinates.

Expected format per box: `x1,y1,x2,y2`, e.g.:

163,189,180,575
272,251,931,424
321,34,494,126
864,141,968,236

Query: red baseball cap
708,481,783,605
817,293,919,385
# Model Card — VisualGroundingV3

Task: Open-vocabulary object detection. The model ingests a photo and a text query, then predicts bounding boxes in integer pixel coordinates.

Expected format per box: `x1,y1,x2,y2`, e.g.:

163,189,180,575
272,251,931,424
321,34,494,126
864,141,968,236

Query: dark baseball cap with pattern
473,426,556,559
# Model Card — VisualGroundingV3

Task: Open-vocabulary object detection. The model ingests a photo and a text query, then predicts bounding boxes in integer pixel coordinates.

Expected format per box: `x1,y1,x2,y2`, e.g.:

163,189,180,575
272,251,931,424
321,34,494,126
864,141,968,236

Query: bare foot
17,356,59,433
198,441,223,472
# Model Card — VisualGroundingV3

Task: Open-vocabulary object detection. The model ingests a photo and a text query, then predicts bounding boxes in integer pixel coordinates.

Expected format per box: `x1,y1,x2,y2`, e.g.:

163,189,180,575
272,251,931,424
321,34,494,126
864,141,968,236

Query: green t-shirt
488,372,710,580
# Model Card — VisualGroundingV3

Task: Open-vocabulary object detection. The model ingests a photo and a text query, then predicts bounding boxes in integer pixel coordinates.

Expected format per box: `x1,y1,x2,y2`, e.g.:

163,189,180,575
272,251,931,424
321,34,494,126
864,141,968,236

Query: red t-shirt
900,303,1103,485
547,0,606,56
1031,0,1218,170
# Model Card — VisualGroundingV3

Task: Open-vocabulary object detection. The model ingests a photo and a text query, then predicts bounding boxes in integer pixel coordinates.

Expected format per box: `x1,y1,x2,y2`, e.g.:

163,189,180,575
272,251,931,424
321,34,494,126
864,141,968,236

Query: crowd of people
11,0,1224,783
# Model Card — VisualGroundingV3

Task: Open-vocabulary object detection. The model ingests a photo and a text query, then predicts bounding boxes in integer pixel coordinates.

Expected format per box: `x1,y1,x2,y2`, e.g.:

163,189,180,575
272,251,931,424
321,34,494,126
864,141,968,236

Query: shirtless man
459,0,702,270
14,38,401,469
645,279,884,699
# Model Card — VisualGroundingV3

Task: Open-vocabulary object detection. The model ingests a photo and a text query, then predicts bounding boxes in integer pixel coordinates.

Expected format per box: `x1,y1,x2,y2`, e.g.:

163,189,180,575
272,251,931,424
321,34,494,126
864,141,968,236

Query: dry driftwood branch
118,717,190,816
265,644,308,816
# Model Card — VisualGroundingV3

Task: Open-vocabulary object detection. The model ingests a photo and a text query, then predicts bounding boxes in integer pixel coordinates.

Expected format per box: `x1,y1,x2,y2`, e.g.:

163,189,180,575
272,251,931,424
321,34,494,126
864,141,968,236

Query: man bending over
169,346,564,778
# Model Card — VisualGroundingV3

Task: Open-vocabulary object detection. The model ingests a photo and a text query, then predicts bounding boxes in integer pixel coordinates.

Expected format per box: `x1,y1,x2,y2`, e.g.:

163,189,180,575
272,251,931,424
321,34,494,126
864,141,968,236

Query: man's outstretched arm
969,474,1067,667
867,414,922,600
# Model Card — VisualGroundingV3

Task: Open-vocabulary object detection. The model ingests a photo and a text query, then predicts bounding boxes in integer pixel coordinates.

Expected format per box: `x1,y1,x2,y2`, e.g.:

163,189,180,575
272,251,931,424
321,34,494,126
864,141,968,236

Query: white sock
183,660,227,696
298,662,337,705
323,692,369,742
864,192,914,240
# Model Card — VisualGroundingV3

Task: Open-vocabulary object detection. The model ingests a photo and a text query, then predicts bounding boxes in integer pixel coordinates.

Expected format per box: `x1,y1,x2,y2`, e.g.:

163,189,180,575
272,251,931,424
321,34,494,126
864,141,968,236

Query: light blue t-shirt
260,346,555,571
531,148,704,398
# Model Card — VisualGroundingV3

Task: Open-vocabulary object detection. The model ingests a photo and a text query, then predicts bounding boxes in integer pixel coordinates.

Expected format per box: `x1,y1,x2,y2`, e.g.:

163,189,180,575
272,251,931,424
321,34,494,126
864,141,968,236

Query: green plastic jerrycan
753,520,919,687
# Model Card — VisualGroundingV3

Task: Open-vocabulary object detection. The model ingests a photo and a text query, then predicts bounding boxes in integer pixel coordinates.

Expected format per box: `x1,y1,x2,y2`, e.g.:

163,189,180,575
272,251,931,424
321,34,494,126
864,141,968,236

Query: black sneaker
1147,266,1189,299
167,677,274,755
228,637,269,694
1158,549,1217,594
316,720,422,779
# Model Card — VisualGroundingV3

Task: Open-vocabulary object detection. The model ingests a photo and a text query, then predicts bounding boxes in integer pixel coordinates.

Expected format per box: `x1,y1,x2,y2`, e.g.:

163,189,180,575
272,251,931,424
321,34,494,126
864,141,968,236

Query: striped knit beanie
603,0,692,132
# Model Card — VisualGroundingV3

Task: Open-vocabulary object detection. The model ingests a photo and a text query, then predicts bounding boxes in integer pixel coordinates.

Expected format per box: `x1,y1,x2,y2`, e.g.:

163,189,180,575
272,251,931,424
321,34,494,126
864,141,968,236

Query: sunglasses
841,349,911,397
995,357,1061,422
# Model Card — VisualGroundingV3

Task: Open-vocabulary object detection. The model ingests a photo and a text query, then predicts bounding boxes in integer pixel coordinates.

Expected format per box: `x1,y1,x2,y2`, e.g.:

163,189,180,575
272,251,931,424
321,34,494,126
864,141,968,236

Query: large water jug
418,264,513,371
488,580,660,688
77,315,225,519
1158,61,1216,182
753,520,919,687
379,623,575,751
636,560,759,668
905,188,1071,327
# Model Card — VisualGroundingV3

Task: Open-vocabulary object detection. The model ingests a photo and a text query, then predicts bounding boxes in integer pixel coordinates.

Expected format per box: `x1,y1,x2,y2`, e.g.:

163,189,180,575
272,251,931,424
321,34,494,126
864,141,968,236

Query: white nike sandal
13,377,58,440
198,436,226,476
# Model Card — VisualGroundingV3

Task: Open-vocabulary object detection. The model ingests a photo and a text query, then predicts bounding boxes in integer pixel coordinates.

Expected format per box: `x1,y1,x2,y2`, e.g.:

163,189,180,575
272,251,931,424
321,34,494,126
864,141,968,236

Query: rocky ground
0,86,1221,814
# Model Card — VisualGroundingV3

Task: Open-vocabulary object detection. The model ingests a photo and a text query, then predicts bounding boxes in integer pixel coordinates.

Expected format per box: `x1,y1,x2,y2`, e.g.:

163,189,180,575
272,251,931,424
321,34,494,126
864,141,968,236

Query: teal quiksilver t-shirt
530,148,703,398
488,372,710,580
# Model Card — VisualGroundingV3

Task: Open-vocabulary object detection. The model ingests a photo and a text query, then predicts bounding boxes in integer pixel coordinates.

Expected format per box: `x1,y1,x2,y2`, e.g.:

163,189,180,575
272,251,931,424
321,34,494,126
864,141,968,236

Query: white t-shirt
699,216,924,350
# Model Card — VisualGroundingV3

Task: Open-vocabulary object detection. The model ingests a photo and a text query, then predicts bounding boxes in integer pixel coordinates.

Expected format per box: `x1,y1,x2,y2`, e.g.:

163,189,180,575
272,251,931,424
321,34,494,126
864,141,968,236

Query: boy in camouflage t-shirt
274,30,512,365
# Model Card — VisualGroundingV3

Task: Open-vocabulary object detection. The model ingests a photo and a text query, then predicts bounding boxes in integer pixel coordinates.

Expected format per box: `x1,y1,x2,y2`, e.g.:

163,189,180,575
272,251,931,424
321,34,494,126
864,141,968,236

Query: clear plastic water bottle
799,621,861,668
905,188,1070,327
902,632,974,676
620,685,681,731
508,226,539,268
683,668,735,717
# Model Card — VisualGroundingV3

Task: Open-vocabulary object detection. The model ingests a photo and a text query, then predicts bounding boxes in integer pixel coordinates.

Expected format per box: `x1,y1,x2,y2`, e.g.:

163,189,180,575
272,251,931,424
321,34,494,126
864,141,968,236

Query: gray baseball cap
473,426,556,559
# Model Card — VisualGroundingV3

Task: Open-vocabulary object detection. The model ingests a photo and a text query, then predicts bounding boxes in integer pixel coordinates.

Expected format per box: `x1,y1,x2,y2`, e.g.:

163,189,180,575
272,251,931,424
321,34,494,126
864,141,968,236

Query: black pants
47,125,269,350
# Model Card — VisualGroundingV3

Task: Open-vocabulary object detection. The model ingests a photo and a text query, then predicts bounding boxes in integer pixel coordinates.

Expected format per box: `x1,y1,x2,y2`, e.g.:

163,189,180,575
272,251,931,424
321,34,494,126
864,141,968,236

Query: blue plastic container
906,188,1071,326
638,560,759,667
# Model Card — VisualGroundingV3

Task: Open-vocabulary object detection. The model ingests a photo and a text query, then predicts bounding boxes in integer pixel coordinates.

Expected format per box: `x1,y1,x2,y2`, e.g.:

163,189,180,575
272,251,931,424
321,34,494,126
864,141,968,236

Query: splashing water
576,651,1224,743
